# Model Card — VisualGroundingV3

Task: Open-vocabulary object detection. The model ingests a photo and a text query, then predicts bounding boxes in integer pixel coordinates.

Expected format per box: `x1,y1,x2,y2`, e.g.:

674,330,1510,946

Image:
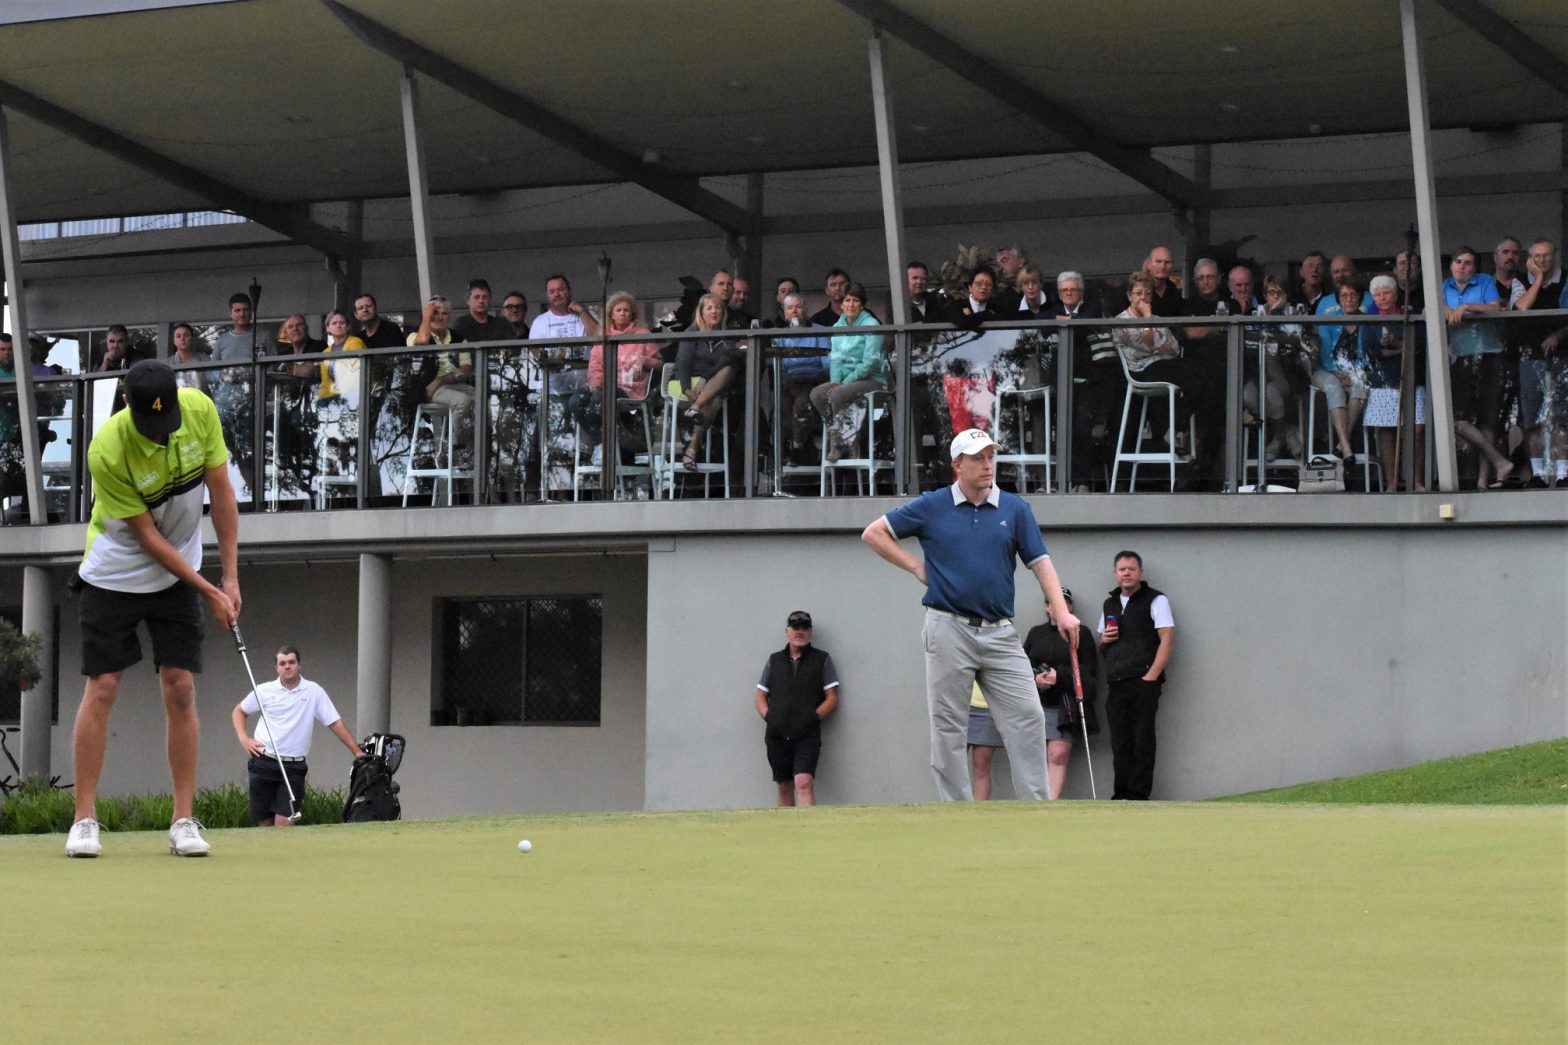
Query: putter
232,623,302,822
1068,642,1098,799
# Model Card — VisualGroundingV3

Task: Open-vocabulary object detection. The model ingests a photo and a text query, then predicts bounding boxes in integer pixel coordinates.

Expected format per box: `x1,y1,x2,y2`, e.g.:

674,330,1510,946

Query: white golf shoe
65,817,102,858
168,817,211,857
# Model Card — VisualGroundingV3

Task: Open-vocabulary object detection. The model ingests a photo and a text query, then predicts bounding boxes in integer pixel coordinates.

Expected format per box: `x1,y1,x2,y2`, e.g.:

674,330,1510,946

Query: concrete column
19,565,53,780
356,552,393,735
0,106,47,523
1399,0,1458,491
400,67,437,304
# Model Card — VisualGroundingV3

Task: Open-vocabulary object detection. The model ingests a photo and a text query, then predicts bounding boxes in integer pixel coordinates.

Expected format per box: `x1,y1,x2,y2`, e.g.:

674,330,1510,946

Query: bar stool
402,402,471,506
657,364,730,499
820,387,894,496
991,385,1053,493
1110,351,1192,492
572,385,659,501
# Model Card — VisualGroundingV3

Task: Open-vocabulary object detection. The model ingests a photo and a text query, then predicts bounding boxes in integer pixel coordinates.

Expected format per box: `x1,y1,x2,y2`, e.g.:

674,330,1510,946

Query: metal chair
820,387,895,496
656,364,730,499
991,385,1053,493
1110,349,1192,492
401,402,471,506
572,384,659,501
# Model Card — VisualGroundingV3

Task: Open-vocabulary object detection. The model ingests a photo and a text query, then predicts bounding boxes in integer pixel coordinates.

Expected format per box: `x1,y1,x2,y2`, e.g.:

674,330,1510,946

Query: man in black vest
754,610,840,807
1098,550,1175,800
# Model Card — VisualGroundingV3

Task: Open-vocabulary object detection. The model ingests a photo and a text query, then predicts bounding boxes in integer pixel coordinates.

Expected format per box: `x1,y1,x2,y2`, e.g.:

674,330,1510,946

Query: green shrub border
0,779,346,833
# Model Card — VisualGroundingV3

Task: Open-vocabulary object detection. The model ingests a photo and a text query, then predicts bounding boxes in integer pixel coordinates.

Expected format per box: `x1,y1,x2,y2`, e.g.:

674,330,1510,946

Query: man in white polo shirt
231,646,363,826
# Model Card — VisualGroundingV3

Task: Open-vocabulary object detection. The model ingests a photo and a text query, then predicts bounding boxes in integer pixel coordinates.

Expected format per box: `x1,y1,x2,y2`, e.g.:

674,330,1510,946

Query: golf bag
342,733,405,823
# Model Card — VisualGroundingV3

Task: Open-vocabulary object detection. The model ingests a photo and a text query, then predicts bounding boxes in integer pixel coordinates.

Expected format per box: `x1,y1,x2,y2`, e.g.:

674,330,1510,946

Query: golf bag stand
342,733,406,823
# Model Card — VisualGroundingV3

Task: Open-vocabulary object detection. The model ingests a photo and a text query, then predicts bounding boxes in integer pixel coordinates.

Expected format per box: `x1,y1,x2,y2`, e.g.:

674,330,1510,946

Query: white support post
868,29,910,327
0,105,47,524
400,67,438,304
19,565,54,780
868,28,912,493
356,552,393,736
1400,0,1458,492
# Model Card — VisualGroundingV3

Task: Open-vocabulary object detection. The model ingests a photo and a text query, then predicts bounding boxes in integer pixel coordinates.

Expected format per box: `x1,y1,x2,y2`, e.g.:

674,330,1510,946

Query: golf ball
517,839,532,853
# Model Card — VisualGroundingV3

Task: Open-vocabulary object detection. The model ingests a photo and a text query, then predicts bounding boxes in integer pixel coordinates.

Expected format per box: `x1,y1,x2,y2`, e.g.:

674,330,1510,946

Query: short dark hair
1451,245,1478,263
775,276,798,292
502,290,527,307
0,333,11,345
229,292,252,308
842,282,869,303
107,324,129,337
355,292,378,308
468,278,491,293
546,273,571,290
1302,250,1328,264
1114,550,1143,568
907,260,928,273
824,267,850,283
969,264,997,286
276,645,301,660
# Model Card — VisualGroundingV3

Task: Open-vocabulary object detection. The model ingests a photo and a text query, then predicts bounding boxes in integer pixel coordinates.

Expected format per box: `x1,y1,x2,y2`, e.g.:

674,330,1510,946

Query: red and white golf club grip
1069,642,1085,702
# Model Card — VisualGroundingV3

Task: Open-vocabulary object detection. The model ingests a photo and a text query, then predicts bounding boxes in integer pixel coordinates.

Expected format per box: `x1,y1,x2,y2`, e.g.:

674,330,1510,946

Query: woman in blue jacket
808,283,888,461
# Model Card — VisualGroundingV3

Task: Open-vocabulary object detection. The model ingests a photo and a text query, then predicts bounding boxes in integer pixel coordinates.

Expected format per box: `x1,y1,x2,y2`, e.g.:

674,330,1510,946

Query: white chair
656,364,730,499
821,388,895,496
572,385,659,501
991,385,1053,493
1110,350,1192,492
401,402,472,506
1305,384,1378,491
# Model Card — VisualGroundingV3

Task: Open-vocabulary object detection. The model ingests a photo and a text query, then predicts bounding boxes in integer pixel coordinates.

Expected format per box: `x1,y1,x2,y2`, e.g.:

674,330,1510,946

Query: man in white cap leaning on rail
862,428,1079,801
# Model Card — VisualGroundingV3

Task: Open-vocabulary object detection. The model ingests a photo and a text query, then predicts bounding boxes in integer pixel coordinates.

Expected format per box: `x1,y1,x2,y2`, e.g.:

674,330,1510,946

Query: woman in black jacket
1022,587,1098,799
673,292,742,470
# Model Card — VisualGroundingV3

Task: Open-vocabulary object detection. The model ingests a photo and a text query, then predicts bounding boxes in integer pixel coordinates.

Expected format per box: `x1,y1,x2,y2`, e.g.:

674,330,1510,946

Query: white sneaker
168,817,211,857
65,817,102,858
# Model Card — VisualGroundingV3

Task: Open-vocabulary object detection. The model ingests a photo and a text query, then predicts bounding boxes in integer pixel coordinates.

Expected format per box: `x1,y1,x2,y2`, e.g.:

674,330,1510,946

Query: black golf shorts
248,755,308,823
78,579,204,677
766,732,822,783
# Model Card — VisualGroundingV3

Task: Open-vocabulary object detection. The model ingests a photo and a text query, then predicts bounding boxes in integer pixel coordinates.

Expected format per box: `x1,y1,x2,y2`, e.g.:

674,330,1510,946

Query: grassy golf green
4,801,1563,1043
1219,738,1568,805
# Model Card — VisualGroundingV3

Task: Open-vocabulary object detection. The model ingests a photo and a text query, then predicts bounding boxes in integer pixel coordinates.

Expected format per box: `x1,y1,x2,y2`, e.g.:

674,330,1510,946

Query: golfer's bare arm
122,501,235,627
817,683,839,719
205,462,242,620
328,719,365,758
1145,628,1174,682
861,517,927,585
755,687,769,720
1029,556,1081,645
231,704,264,756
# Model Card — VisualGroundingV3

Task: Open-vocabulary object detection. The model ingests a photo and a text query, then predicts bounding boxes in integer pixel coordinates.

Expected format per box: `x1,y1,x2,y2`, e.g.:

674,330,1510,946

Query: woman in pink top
573,291,662,448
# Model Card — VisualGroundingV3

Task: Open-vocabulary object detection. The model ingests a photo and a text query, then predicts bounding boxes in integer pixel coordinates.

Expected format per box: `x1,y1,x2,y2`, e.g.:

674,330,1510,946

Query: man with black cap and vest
754,610,839,806
1098,550,1174,800
65,359,241,858
862,428,1079,802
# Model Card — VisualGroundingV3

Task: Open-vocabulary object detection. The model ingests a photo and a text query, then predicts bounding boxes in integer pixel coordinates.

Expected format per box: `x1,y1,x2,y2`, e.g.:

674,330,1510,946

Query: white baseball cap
949,427,1001,460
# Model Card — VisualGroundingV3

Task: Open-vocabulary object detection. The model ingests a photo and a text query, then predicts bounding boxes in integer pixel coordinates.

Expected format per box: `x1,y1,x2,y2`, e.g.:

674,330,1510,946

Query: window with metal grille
433,596,602,726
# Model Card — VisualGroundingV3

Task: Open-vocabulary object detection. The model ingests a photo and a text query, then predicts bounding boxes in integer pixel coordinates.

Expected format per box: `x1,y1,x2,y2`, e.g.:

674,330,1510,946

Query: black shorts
766,732,822,783
78,579,204,677
248,755,308,823
1450,354,1509,431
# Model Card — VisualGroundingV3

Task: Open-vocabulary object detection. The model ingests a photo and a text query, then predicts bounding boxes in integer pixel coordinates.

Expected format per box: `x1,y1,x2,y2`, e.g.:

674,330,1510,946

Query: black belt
927,608,1006,628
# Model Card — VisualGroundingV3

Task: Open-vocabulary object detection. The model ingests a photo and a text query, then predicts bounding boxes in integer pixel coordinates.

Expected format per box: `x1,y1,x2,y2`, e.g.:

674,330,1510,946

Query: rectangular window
433,596,602,726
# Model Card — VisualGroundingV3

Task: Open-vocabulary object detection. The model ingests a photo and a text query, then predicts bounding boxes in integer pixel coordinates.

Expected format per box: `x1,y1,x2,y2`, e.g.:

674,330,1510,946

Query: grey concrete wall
2,553,648,819
643,519,1568,808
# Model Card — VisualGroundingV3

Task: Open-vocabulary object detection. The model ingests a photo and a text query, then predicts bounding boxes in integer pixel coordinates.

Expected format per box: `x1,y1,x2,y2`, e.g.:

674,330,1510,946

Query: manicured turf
5,801,1563,1043
1218,738,1568,805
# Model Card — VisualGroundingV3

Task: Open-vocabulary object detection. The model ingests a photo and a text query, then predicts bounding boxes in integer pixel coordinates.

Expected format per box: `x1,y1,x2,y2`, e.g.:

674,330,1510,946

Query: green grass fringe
0,779,346,833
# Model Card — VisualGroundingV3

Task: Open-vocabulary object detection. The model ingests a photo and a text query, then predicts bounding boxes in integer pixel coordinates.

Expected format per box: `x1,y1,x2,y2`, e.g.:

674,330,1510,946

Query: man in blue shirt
1442,246,1513,488
862,429,1080,801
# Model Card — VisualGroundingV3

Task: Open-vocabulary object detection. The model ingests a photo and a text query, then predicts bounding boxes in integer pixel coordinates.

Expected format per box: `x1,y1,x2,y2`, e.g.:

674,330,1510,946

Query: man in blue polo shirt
862,429,1080,801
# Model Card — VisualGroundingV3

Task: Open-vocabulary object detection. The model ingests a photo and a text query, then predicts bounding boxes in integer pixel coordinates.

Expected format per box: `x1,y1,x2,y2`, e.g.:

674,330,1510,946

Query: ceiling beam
836,0,1208,211
320,0,758,238
0,79,359,259
1428,0,1568,99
